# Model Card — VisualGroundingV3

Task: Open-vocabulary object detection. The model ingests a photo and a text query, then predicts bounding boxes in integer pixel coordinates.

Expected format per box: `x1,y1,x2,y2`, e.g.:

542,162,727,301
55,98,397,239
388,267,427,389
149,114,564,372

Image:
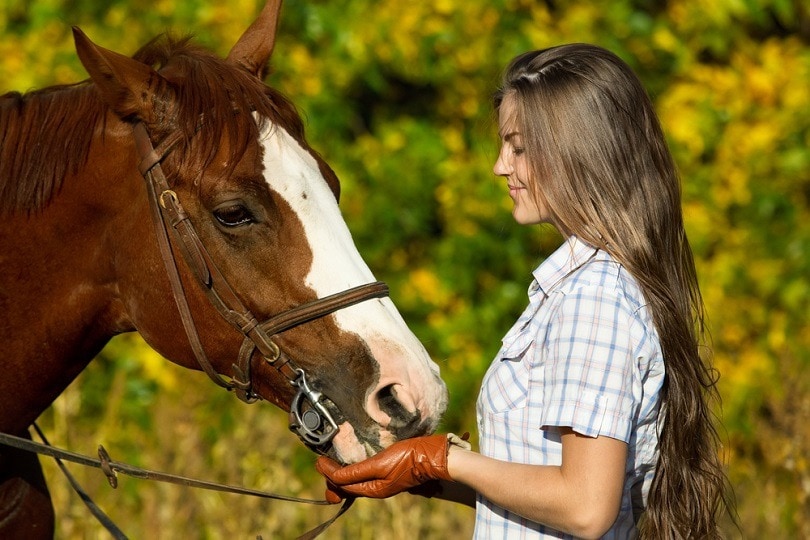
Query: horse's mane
0,81,101,214
0,34,308,215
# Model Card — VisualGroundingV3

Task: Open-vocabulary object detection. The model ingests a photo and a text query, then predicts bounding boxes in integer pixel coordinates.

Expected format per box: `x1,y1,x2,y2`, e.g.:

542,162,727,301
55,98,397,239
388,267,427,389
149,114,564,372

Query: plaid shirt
474,236,664,539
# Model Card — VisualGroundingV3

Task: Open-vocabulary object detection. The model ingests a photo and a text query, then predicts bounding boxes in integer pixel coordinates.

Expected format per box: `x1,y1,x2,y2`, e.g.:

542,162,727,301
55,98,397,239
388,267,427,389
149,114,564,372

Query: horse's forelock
146,34,309,190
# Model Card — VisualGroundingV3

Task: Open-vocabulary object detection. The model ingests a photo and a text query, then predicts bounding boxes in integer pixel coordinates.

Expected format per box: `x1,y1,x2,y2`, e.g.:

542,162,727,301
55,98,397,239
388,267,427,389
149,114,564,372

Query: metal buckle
289,370,339,449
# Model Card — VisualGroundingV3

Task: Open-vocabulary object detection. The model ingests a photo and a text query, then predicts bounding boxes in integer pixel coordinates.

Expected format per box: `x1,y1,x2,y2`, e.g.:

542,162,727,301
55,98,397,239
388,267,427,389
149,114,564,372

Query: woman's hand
316,434,454,500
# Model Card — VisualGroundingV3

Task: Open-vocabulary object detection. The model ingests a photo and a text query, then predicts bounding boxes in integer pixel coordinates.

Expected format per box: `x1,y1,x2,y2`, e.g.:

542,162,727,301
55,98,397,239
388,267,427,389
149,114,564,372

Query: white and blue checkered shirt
474,236,664,539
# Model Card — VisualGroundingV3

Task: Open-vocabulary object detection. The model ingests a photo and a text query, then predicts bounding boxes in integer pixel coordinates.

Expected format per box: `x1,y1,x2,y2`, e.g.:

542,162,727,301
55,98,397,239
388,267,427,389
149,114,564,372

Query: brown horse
0,0,447,536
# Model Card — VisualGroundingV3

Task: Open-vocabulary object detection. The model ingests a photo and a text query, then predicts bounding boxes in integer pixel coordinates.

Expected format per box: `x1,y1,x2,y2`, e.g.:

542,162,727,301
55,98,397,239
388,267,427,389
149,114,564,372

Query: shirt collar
531,236,600,297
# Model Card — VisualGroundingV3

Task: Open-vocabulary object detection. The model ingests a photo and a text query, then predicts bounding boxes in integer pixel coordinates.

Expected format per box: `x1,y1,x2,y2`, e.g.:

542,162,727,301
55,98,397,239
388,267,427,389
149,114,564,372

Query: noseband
133,122,389,451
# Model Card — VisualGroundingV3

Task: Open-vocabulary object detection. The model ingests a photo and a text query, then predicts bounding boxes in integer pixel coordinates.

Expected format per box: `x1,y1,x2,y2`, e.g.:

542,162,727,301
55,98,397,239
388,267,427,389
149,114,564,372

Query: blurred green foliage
2,0,808,537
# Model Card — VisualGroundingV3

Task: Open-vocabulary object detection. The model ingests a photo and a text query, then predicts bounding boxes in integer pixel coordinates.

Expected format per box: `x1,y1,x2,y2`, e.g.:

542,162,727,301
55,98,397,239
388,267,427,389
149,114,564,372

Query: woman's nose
493,150,510,177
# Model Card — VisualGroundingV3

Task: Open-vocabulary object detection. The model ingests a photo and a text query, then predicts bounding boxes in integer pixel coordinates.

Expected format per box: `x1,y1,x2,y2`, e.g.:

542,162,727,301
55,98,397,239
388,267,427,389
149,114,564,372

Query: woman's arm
448,428,627,539
317,429,627,538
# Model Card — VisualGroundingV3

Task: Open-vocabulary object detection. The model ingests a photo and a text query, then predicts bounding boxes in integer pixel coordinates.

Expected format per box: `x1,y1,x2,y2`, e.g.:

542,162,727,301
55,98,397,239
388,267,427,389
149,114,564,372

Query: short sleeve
537,284,639,443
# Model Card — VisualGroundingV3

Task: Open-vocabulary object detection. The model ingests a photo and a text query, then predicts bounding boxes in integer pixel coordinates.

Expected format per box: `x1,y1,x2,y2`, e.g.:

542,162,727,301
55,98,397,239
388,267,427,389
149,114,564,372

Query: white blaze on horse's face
257,118,447,463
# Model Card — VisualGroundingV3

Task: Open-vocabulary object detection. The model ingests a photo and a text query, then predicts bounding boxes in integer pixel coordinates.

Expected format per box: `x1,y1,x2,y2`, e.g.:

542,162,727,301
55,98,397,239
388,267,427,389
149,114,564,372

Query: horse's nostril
377,384,403,421
375,384,425,438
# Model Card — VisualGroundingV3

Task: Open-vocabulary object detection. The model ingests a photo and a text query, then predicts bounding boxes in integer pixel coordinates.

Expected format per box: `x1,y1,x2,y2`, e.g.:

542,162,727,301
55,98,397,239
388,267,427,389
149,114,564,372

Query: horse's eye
214,204,254,227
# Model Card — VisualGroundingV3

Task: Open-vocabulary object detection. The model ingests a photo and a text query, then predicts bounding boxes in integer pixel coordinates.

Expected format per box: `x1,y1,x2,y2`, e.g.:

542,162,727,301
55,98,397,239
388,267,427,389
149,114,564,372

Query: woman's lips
508,184,524,198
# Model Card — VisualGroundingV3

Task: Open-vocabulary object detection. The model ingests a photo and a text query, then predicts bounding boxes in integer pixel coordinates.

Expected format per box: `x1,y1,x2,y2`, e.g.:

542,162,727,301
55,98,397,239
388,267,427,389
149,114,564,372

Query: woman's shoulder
550,252,661,357
559,251,648,315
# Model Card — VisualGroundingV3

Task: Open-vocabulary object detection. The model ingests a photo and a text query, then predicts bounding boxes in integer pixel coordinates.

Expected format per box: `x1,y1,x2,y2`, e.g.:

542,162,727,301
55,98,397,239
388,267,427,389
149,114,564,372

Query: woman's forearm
446,430,627,539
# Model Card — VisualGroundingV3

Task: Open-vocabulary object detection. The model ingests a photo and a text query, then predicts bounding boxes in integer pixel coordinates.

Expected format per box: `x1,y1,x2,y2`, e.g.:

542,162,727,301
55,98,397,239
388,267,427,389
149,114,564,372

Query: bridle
0,118,367,540
133,121,389,451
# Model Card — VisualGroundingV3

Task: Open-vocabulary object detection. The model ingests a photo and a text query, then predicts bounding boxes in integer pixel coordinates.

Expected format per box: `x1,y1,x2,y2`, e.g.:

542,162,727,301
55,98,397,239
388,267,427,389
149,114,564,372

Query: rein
133,122,388,448
0,428,353,540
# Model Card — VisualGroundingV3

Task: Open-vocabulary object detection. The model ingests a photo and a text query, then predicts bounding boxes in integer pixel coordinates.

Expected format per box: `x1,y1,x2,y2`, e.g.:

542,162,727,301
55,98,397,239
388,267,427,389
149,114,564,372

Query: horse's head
71,0,447,464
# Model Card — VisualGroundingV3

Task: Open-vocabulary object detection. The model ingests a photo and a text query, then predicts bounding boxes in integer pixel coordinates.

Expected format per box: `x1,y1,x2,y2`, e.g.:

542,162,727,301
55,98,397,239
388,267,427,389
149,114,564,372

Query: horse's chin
329,422,370,464
329,422,399,464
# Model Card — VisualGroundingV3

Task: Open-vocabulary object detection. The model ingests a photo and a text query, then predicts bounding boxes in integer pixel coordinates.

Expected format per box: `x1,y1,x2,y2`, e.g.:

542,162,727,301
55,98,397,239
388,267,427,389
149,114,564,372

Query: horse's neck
0,114,138,432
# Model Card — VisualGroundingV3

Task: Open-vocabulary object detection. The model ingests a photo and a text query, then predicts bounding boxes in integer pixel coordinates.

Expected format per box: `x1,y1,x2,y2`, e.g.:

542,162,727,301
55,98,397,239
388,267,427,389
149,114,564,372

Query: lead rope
0,427,349,539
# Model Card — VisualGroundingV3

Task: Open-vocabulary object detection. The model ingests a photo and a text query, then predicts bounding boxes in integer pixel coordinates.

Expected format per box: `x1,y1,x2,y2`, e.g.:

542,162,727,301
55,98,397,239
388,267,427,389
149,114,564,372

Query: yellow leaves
717,346,773,393
712,118,778,203
714,166,751,207
382,128,407,152
661,34,808,226
137,338,178,391
740,120,781,155
659,83,708,156
732,38,803,109
399,265,485,374
0,21,75,92
446,333,483,373
435,181,456,211
405,267,449,307
560,3,601,36
105,334,178,391
373,5,433,65
731,38,805,113
766,311,788,353
440,125,465,153
434,0,455,16
351,133,383,176
454,45,483,73
743,59,778,107
287,44,323,96
660,36,806,150
682,200,713,244
718,317,747,351
103,5,128,30
652,26,679,53
153,0,178,18
0,40,27,90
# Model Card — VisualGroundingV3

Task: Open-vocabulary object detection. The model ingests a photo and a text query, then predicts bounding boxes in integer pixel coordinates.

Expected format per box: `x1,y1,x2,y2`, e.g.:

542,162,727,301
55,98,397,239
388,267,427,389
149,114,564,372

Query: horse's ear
72,27,166,123
226,0,282,79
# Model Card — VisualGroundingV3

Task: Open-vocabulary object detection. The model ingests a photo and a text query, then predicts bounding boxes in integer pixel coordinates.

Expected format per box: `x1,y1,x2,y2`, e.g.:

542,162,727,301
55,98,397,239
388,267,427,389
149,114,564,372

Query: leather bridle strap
136,123,232,391
232,281,390,404
132,122,389,405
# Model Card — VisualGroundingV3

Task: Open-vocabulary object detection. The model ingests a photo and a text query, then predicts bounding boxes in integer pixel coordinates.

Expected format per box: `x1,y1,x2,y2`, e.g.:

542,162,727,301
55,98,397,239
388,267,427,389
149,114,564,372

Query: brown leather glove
319,465,442,502
323,477,349,504
316,434,453,499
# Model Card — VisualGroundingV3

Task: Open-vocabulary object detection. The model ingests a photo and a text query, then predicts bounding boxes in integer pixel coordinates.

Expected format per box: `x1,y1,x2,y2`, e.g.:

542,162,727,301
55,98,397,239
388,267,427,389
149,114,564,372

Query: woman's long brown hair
495,44,735,538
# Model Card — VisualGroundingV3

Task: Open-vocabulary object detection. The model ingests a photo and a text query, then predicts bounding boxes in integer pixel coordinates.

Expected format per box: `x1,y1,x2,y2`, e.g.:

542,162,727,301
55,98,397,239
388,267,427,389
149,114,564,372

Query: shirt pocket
481,329,535,414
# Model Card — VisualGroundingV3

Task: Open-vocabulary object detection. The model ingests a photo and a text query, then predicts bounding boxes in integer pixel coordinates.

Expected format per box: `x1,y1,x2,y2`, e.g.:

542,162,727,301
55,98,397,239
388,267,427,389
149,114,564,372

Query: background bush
2,0,808,537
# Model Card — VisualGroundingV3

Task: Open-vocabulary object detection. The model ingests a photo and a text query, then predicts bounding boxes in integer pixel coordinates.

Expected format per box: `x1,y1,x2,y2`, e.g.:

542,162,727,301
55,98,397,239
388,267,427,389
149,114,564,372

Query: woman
317,43,732,539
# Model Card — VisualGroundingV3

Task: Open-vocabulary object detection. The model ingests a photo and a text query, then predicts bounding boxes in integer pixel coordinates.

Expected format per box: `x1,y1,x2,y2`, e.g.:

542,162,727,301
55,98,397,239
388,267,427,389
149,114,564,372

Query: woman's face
493,93,551,225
